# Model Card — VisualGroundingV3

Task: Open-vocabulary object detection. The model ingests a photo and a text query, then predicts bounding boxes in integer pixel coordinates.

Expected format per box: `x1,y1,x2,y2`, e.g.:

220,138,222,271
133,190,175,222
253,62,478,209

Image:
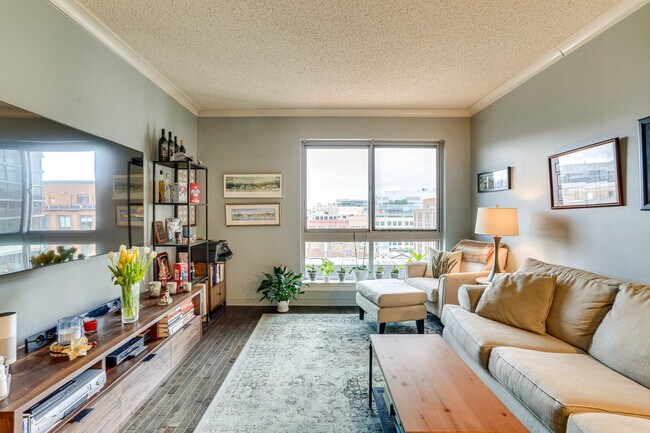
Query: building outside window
302,140,442,281
58,215,72,229
79,215,94,230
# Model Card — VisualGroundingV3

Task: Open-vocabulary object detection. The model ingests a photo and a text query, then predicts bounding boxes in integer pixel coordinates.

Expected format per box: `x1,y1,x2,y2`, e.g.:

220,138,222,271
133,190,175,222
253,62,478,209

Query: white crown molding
47,0,201,116
468,0,650,116
199,108,470,118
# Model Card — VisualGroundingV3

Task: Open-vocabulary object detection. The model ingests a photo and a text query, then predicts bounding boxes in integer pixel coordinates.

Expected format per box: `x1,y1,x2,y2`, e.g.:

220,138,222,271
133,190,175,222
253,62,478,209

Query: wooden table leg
369,342,373,409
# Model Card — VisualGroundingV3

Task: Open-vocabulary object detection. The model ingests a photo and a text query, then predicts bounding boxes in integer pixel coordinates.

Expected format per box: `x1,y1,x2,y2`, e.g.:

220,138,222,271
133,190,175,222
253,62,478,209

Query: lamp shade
475,207,519,236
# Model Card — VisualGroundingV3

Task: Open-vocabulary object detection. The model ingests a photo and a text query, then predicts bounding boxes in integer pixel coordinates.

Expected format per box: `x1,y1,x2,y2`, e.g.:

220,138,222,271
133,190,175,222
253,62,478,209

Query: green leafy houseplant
407,250,426,263
319,258,335,281
257,266,309,312
337,266,348,282
429,251,458,279
390,265,402,279
305,264,318,281
375,265,384,279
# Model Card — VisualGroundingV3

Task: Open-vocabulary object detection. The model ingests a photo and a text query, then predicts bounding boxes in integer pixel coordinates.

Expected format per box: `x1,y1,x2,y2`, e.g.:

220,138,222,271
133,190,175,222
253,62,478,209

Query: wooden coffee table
369,334,529,433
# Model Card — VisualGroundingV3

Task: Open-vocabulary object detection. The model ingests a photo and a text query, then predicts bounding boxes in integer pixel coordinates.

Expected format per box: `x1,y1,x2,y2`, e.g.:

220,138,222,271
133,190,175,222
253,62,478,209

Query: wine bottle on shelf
158,170,166,203
174,136,179,155
158,129,168,161
168,131,174,160
179,139,186,154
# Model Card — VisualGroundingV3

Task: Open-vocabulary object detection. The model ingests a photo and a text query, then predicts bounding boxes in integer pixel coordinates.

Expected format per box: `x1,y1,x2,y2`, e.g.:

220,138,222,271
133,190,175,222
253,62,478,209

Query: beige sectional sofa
441,258,650,433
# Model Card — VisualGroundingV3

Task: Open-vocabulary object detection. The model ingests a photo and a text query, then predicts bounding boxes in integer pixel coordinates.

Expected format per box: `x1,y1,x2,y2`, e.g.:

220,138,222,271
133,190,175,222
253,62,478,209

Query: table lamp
475,206,519,282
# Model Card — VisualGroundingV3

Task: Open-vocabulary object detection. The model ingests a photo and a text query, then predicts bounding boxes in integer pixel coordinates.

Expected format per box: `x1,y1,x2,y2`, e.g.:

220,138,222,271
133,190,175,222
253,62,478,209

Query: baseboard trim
227,297,357,307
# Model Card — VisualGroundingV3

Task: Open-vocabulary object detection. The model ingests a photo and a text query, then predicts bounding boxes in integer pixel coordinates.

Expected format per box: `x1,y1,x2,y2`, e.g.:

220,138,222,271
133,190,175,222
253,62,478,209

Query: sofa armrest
458,284,488,313
405,262,427,278
436,271,489,317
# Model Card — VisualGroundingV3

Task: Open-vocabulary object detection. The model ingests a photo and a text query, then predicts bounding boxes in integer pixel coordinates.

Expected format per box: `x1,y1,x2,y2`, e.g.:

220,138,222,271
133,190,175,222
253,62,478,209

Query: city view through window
304,144,440,280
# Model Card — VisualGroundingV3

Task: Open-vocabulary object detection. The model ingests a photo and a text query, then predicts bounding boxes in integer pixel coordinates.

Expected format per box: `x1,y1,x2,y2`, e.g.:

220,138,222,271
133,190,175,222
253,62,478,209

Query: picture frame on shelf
548,138,623,209
153,220,168,244
225,203,281,226
638,116,650,210
223,174,282,198
156,252,171,279
115,205,144,227
477,167,511,193
112,174,144,200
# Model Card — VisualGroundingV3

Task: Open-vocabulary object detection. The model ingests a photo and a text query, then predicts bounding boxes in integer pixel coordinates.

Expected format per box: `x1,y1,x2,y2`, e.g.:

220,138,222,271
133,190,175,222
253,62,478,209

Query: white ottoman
356,279,427,334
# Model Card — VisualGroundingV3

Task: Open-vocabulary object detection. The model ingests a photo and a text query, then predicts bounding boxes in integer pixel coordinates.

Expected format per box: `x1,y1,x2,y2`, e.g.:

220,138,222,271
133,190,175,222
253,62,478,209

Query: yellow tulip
133,248,139,259
119,249,127,263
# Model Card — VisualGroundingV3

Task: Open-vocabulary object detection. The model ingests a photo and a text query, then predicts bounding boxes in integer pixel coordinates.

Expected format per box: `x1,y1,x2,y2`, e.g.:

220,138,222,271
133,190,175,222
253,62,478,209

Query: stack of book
157,300,195,338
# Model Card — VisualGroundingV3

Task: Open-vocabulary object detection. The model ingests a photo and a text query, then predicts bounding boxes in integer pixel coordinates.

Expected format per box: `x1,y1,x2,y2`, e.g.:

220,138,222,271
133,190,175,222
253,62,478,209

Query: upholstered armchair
404,240,508,317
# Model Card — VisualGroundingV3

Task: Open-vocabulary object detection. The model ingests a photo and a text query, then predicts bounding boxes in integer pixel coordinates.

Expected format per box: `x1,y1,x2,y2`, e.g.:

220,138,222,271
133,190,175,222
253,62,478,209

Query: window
58,215,72,229
302,140,442,281
79,215,93,230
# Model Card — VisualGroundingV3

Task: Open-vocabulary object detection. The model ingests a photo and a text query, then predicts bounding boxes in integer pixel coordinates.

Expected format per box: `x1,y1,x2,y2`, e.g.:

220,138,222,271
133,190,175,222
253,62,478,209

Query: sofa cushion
518,258,620,350
567,413,650,433
441,305,581,368
489,347,650,433
589,284,650,389
476,272,556,334
424,249,461,278
356,280,427,307
406,277,438,302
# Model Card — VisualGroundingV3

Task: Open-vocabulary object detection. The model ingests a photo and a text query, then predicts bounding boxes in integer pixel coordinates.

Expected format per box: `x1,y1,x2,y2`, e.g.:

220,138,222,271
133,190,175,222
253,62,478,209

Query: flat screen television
0,100,144,276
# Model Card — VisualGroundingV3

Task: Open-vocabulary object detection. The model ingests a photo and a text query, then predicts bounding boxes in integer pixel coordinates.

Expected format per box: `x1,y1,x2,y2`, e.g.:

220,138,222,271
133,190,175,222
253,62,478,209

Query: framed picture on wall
112,174,144,200
223,174,282,198
548,138,623,209
638,116,650,210
225,204,281,226
477,167,511,193
115,205,144,227
153,220,168,243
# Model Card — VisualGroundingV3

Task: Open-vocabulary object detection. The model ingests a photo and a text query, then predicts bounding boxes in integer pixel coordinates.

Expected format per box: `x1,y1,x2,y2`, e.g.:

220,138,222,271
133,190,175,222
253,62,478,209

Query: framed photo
638,116,650,210
223,174,282,198
478,167,511,193
115,205,144,227
112,174,144,200
548,138,623,209
156,252,171,279
153,220,168,243
225,204,280,226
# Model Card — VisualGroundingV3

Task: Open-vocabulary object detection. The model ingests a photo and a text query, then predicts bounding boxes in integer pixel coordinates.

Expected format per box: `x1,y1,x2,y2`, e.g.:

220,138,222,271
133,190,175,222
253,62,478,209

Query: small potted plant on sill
306,264,318,282
337,266,348,282
350,265,368,282
375,265,385,280
319,258,335,282
390,265,401,279
257,266,309,313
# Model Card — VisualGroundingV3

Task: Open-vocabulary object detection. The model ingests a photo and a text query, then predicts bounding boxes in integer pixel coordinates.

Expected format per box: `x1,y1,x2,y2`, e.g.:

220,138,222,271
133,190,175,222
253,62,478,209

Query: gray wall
198,117,471,305
0,1,197,342
471,4,650,283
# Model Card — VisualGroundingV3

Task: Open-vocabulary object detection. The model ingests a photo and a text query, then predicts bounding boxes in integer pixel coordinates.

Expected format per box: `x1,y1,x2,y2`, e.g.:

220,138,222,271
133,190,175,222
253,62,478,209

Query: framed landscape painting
548,138,623,209
115,205,144,227
223,174,282,198
639,116,650,210
478,167,511,193
225,204,280,226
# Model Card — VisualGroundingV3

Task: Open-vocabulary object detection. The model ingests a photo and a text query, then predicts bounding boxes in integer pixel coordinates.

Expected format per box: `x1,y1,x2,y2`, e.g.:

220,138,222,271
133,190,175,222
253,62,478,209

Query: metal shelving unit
152,160,209,285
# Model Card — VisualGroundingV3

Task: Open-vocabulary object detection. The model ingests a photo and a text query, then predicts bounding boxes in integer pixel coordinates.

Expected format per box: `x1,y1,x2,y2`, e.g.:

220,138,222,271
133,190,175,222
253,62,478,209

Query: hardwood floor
121,306,357,433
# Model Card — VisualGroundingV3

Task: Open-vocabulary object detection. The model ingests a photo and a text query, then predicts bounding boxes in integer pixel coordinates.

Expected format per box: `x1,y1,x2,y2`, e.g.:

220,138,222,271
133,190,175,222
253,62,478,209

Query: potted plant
351,265,368,282
407,250,426,263
319,258,335,282
305,264,318,281
390,265,401,279
337,266,348,282
375,265,384,280
257,266,309,312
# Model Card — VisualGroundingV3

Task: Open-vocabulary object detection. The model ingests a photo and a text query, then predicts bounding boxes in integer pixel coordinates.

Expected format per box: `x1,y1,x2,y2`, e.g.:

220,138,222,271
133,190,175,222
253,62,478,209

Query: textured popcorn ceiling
76,0,619,110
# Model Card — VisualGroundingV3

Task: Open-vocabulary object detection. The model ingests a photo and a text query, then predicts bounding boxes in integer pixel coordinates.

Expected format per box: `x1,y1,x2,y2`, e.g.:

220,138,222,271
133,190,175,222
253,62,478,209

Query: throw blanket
451,239,498,264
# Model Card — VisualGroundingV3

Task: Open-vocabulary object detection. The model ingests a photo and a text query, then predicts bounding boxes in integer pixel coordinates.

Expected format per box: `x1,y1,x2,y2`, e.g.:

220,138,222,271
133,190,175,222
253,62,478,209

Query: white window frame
300,139,444,288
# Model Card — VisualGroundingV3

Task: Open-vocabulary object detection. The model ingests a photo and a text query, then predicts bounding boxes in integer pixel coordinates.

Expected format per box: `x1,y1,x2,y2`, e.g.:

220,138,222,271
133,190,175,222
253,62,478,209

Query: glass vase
120,282,141,323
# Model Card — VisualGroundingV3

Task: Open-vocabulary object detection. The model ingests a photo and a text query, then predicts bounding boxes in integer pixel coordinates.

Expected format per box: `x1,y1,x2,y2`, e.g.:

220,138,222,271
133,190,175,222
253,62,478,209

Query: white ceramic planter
353,270,367,282
277,301,289,313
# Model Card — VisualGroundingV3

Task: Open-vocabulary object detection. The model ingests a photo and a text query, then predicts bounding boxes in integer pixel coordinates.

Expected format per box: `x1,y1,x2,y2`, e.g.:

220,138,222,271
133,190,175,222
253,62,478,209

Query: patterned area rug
194,313,442,433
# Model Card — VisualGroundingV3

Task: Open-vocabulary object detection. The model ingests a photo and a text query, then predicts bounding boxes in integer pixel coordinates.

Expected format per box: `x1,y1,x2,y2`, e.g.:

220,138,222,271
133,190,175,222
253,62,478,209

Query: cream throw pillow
476,273,557,335
424,248,462,278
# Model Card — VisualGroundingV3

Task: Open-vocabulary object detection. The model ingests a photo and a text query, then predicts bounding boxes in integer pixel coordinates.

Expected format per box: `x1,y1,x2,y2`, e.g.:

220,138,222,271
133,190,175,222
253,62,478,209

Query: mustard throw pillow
476,273,557,334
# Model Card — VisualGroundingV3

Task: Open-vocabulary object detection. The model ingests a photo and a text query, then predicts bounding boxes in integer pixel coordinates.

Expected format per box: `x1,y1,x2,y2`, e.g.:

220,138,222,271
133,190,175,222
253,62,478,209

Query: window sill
303,280,357,292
